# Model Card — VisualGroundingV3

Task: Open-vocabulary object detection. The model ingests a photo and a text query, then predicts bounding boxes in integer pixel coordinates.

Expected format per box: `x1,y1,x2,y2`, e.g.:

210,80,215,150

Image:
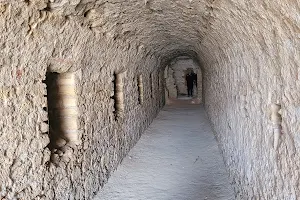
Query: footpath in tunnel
94,101,235,200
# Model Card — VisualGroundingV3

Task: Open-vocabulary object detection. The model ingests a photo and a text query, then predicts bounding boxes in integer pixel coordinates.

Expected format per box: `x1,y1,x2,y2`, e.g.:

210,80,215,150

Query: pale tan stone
0,0,299,199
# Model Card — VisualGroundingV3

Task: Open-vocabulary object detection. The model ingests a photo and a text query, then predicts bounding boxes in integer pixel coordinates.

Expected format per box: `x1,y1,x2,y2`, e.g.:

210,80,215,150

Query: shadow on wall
44,71,80,165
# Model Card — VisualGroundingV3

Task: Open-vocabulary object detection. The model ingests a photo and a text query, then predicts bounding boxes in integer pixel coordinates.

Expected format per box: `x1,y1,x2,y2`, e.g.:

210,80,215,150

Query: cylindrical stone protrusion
55,73,79,144
115,75,125,113
270,103,282,150
113,71,126,120
138,75,144,104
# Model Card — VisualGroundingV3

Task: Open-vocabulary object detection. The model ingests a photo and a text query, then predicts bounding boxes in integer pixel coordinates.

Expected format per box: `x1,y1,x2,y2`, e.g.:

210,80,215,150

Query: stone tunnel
0,0,299,199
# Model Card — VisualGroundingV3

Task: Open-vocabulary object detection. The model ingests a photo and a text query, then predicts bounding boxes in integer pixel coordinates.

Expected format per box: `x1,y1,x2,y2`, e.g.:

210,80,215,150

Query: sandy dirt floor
94,100,235,200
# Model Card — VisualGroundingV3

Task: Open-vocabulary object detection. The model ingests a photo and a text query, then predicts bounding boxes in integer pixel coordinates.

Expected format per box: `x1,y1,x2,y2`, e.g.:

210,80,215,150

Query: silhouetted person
186,71,196,97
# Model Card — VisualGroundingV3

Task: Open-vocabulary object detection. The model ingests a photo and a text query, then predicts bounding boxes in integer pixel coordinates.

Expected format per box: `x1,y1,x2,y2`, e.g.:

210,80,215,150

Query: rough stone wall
0,2,164,199
1,0,300,199
200,1,300,199
164,66,177,99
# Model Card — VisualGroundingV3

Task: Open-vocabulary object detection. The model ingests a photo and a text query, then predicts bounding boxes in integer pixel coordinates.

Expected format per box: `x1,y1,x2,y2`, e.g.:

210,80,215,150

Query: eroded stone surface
1,0,300,199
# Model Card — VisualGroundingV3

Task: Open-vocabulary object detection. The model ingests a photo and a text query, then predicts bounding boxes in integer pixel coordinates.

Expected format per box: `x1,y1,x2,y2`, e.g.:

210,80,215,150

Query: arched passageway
164,56,202,102
0,0,299,199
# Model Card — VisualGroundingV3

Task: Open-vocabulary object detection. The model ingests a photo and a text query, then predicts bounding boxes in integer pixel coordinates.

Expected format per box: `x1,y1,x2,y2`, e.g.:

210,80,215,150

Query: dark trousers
187,86,193,97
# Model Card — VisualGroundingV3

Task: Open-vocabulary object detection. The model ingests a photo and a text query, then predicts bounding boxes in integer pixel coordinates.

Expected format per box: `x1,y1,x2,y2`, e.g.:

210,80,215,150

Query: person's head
187,68,193,74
